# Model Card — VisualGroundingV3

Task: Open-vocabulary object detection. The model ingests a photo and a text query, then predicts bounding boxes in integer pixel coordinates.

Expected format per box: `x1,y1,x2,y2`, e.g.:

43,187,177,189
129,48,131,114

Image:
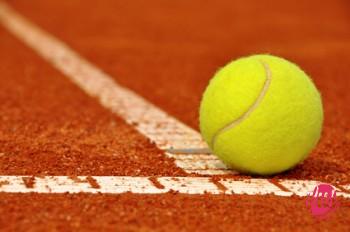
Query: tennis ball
199,54,323,175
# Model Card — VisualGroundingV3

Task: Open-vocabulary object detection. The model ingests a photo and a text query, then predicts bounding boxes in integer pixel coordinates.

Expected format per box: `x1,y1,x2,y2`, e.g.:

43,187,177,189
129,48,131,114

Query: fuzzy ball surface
199,54,323,175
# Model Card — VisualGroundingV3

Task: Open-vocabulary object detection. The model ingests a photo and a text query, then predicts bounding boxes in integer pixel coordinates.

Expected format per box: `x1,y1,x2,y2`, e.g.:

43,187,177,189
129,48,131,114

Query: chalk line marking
0,176,349,198
0,1,350,198
0,1,235,175
1,2,347,199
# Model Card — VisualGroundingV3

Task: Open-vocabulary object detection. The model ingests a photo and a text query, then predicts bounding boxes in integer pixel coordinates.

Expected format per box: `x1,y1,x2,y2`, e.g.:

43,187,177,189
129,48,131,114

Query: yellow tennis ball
199,54,323,175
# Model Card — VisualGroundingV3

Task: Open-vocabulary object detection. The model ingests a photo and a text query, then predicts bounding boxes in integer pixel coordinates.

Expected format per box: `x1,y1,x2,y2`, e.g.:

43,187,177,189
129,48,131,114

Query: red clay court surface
0,0,350,231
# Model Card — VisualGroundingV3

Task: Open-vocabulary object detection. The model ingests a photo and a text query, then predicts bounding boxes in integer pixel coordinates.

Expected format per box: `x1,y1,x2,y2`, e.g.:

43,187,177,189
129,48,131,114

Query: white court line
0,2,348,198
0,1,234,175
0,176,349,198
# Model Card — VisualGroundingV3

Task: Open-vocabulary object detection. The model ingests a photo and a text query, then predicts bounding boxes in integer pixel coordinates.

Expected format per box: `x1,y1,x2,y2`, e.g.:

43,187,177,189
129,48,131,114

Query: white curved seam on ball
210,60,272,150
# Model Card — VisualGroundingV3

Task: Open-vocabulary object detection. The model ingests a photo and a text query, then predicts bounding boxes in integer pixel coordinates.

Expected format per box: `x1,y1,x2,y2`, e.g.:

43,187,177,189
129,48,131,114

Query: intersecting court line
1,2,346,198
